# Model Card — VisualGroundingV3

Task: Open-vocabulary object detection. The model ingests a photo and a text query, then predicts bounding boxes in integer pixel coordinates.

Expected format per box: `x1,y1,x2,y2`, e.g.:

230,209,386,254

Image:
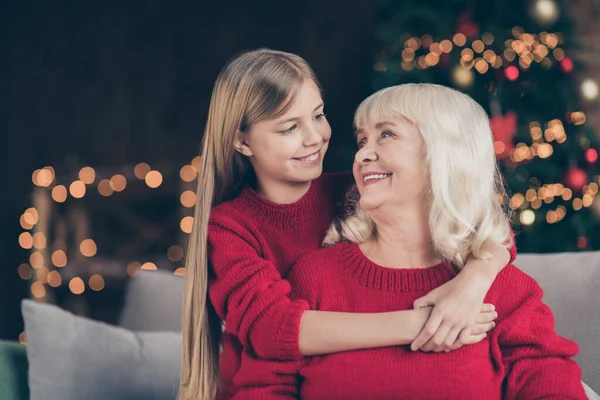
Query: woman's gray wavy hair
324,83,513,267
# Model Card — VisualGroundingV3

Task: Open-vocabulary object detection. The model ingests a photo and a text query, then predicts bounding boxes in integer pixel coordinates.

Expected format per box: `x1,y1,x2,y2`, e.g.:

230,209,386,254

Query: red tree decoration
564,167,587,191
490,111,518,160
456,12,480,40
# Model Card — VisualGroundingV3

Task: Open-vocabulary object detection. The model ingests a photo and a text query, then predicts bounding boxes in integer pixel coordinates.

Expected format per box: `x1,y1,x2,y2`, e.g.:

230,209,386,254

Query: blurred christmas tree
372,0,600,252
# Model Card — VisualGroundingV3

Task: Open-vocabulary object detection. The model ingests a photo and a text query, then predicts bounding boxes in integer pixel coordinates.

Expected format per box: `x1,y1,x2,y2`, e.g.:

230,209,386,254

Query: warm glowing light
474,59,488,74
20,215,33,230
32,232,46,249
452,66,474,88
18,264,32,280
98,179,114,196
69,180,86,199
24,208,39,225
69,277,85,295
168,245,184,262
141,262,158,271
110,174,127,192
520,210,536,225
581,79,599,101
453,33,467,46
180,216,194,234
145,171,163,188
180,191,197,208
127,262,141,277
89,274,105,291
50,185,67,203
36,267,49,284
47,271,62,287
29,252,44,269
80,239,97,257
440,39,453,53
31,281,46,298
505,66,519,81
510,194,525,209
134,163,151,180
79,167,96,184
19,232,33,249
52,250,67,267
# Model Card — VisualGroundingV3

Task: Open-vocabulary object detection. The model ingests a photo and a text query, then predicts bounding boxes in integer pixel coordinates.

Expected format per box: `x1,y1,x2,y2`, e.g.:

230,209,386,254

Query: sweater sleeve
492,269,586,399
230,256,321,399
208,216,309,361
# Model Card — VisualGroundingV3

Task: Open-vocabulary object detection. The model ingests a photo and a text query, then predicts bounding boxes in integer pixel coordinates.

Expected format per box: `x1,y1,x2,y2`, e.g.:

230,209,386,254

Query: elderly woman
232,83,587,399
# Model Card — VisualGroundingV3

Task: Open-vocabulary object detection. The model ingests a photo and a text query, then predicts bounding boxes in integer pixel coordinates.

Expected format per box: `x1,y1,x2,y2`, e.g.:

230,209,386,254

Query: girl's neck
256,178,313,204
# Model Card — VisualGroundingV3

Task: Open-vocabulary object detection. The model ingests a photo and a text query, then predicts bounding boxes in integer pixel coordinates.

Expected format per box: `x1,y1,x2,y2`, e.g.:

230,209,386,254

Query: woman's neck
360,204,440,269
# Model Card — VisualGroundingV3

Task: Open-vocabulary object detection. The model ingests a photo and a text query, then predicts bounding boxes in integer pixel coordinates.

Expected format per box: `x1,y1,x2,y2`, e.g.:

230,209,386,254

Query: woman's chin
359,196,381,212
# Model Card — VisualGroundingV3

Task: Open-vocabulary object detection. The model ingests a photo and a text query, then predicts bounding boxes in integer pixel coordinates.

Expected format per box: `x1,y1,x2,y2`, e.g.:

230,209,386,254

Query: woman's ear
233,131,253,157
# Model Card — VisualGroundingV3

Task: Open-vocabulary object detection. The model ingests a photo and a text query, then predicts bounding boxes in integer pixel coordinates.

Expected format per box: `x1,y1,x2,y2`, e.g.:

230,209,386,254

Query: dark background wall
0,0,374,339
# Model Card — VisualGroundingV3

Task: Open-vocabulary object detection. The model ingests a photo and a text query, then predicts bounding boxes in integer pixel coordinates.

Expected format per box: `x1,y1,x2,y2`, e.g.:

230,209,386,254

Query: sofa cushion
119,270,183,332
514,251,600,393
22,299,181,400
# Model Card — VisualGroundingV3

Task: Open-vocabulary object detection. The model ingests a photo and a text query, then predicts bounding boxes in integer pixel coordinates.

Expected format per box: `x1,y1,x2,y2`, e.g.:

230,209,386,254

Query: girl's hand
410,268,496,352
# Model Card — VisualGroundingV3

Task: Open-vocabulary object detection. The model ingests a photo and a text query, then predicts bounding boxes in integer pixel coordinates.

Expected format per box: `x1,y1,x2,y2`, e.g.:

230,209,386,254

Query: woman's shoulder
288,244,342,278
487,264,544,318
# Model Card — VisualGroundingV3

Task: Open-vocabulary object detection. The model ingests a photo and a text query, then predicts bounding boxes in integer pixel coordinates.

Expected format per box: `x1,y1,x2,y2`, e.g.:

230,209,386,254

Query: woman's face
237,79,331,189
353,115,428,212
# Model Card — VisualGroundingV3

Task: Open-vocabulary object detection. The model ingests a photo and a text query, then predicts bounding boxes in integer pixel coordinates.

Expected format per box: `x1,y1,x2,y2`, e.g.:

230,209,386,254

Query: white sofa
19,251,600,399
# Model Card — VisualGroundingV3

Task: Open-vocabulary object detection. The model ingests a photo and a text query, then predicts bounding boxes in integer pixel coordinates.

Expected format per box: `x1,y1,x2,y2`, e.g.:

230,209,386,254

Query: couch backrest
514,251,600,393
118,270,183,332
119,256,599,392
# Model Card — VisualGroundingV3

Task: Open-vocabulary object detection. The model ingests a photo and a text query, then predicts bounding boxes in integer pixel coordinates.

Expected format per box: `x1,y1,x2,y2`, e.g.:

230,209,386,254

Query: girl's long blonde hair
325,83,513,267
178,49,319,400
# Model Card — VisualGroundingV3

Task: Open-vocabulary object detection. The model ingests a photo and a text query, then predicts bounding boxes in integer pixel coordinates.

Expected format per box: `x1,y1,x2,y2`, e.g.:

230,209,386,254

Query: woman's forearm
298,308,430,356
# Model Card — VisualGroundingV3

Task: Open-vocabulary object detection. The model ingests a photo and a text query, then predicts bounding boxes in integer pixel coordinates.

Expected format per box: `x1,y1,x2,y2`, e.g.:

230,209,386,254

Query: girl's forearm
298,308,430,356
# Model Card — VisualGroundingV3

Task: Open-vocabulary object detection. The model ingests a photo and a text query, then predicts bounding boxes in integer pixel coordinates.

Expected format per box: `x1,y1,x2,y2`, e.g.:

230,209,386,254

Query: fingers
411,313,443,351
442,326,462,350
480,303,495,313
420,322,452,352
413,296,435,310
463,332,487,346
472,321,496,335
475,310,498,324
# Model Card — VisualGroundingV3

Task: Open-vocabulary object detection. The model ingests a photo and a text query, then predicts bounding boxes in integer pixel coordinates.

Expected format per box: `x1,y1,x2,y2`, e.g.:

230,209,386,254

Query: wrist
394,308,432,344
461,259,496,286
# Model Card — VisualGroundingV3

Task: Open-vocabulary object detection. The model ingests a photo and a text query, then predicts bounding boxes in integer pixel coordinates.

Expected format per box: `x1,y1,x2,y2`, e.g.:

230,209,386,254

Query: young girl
178,49,515,400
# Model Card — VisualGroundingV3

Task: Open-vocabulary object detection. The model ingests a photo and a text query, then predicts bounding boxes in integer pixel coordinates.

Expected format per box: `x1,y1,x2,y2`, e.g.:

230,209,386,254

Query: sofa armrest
0,340,29,400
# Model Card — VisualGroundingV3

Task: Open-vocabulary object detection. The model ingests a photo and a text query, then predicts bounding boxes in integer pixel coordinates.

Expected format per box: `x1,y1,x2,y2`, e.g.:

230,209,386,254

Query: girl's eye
315,113,327,120
357,140,366,148
381,130,394,138
282,125,297,135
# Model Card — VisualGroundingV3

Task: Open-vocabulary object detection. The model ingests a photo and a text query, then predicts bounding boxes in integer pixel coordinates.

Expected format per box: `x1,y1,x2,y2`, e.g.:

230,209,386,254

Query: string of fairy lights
17,157,202,302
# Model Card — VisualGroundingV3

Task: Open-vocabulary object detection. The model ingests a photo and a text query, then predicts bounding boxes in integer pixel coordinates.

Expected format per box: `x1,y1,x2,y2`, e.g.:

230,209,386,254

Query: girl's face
237,79,331,195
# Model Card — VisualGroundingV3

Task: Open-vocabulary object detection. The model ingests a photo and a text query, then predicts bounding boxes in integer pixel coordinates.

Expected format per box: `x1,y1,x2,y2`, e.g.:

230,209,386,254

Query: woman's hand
410,268,496,352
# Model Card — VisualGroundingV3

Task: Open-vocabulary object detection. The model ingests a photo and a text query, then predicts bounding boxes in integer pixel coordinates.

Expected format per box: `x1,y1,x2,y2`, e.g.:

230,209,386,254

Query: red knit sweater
208,171,518,399
232,242,586,400
208,172,354,399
